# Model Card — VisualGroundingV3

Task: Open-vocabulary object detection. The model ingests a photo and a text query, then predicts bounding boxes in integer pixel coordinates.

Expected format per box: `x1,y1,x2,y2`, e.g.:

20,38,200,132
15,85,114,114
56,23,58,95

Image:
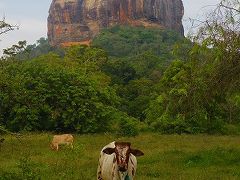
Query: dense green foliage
145,1,240,134
92,26,191,122
1,26,190,134
92,25,185,58
0,46,124,133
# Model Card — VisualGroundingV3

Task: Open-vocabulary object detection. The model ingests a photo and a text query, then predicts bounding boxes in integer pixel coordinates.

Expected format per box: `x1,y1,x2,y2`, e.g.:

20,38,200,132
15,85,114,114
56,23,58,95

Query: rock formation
48,0,184,46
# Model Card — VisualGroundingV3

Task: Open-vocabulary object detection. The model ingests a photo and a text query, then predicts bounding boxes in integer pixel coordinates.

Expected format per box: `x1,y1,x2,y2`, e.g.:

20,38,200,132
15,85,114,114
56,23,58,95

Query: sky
0,0,220,55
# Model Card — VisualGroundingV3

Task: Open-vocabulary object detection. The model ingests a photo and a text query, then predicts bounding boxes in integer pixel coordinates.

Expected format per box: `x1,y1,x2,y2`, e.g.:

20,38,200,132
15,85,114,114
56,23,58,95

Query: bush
117,117,139,137
0,155,41,180
222,124,240,135
151,113,188,134
18,155,41,180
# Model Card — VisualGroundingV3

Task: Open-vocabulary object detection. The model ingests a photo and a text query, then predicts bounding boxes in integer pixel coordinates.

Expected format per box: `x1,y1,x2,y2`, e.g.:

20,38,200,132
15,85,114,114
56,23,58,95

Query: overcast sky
0,0,220,55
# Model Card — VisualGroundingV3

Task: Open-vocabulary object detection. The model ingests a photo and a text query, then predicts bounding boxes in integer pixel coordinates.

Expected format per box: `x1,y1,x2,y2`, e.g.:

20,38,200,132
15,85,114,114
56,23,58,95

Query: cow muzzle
118,165,127,172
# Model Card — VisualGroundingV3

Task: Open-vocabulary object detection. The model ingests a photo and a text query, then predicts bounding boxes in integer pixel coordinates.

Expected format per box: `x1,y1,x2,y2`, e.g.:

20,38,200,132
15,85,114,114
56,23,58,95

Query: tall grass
0,133,240,179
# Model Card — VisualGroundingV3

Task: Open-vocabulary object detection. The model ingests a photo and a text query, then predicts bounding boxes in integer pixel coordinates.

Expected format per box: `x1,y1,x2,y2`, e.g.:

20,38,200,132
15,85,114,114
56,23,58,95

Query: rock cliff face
48,0,184,46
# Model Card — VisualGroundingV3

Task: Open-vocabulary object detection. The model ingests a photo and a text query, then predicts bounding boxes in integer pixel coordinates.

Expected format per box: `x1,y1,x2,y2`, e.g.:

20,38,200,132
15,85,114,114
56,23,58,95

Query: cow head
49,142,57,151
103,142,144,172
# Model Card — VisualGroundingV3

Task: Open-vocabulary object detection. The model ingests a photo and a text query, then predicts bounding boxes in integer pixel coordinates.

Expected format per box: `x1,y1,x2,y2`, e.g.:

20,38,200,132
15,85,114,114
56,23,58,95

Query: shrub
117,117,139,137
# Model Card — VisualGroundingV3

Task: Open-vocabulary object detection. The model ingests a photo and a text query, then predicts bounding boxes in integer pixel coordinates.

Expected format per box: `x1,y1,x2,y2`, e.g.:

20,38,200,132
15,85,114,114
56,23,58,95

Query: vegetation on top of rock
92,25,187,58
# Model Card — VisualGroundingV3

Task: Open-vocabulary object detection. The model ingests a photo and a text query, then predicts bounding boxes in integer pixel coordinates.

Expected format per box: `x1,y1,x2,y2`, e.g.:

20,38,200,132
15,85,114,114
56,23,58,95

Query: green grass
1,133,240,179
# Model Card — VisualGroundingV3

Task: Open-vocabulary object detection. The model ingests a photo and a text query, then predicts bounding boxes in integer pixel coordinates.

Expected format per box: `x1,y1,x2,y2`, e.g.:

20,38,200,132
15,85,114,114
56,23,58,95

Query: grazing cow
50,134,74,151
97,141,144,180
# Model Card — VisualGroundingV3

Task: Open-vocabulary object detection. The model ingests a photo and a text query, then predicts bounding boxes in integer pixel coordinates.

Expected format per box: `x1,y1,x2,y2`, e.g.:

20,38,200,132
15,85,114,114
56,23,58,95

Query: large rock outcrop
48,0,184,46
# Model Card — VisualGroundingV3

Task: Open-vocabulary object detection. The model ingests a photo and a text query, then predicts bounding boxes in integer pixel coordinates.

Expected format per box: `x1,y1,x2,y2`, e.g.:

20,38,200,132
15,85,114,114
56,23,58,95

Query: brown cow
97,141,144,180
50,134,74,151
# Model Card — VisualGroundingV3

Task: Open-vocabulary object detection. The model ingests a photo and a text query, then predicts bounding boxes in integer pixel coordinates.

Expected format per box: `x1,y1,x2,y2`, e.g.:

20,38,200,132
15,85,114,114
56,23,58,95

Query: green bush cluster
0,46,136,133
1,21,239,135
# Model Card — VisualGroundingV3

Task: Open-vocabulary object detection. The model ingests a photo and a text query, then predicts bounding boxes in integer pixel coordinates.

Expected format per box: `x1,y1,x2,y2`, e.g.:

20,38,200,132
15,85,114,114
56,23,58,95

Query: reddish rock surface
48,0,184,46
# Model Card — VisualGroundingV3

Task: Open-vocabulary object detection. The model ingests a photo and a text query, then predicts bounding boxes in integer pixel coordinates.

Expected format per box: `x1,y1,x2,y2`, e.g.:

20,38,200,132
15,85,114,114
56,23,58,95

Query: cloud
0,2,6,17
182,0,221,35
17,18,47,34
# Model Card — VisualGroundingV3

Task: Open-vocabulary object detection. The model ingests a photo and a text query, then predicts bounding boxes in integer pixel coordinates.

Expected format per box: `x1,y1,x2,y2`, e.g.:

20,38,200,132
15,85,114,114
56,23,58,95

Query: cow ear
130,149,144,156
103,147,115,155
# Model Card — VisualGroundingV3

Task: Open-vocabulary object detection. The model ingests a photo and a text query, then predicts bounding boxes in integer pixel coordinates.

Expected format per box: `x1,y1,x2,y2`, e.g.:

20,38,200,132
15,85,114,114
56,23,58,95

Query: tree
0,46,123,133
146,0,240,134
2,40,27,58
0,18,18,36
191,0,240,124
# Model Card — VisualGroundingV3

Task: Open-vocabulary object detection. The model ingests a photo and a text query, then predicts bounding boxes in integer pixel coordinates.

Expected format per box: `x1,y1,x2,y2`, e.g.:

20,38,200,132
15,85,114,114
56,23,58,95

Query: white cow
50,134,74,151
97,141,144,180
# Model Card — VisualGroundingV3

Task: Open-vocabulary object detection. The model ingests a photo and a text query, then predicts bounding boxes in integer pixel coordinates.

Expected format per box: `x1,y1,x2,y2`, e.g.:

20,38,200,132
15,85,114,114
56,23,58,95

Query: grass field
0,133,240,179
